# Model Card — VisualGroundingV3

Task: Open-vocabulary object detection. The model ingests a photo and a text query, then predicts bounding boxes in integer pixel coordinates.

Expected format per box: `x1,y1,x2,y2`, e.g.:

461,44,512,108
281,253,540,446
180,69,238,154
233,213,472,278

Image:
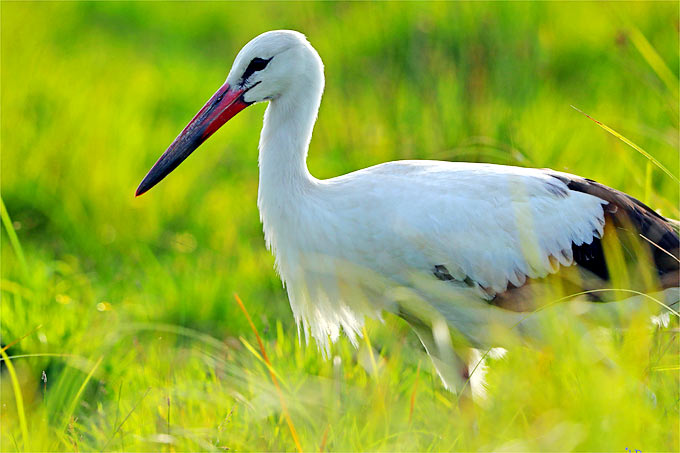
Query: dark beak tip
135,178,153,197
135,82,247,200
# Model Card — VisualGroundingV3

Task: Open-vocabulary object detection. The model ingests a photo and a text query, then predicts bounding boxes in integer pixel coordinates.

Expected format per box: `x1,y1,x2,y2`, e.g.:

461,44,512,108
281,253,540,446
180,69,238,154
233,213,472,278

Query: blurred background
2,2,678,451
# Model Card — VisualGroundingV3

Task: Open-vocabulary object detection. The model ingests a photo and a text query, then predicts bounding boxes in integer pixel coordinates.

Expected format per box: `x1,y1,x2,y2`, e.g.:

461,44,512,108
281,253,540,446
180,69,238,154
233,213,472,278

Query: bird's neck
258,83,322,206
257,86,322,255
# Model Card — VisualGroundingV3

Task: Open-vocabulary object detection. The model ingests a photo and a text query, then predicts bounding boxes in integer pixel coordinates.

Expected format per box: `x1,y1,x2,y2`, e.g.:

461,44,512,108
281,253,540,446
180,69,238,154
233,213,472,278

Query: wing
337,161,678,301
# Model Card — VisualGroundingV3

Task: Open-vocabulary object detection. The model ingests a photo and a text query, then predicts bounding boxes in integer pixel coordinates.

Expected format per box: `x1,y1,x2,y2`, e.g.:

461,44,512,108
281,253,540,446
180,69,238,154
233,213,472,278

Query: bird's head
136,30,322,196
228,30,322,104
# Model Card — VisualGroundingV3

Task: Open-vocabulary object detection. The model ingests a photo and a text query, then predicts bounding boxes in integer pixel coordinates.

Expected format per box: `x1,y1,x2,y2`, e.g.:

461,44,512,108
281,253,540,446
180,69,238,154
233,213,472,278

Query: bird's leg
397,304,479,404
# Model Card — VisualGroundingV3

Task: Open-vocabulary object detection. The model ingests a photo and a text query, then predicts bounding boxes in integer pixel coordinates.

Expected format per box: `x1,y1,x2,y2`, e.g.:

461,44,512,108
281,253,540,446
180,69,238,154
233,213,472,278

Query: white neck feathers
256,49,325,251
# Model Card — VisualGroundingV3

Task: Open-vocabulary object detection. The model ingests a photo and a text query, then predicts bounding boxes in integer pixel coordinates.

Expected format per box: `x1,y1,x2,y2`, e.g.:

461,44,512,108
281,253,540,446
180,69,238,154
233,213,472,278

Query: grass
1,2,679,451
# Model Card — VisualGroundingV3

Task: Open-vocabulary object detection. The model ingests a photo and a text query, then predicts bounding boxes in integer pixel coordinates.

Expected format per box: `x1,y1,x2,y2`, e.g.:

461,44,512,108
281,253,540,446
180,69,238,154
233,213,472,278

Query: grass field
2,2,679,451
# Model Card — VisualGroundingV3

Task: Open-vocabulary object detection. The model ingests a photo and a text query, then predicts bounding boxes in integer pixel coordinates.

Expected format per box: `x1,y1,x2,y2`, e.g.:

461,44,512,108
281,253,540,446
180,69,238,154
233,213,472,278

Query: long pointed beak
136,82,249,196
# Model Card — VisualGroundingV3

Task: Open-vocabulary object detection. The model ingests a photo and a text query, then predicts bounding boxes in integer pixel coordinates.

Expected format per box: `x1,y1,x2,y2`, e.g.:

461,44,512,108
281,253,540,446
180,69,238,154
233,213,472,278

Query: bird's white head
136,30,323,196
227,30,323,104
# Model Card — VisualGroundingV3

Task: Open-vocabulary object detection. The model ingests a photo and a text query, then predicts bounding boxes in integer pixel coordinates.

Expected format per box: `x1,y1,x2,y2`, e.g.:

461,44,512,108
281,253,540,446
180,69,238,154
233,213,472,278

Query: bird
136,30,679,393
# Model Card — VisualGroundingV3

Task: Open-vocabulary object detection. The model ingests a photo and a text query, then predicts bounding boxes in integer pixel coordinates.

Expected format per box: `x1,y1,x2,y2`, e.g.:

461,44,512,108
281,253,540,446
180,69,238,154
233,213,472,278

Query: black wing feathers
549,173,679,280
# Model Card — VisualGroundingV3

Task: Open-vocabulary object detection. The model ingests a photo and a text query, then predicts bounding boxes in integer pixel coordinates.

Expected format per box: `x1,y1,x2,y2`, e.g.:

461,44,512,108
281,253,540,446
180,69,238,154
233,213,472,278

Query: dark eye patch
242,57,272,83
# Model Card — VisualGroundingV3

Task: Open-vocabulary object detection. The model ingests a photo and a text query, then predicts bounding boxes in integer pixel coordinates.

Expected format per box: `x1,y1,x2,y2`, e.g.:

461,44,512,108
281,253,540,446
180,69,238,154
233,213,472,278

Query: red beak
136,82,250,196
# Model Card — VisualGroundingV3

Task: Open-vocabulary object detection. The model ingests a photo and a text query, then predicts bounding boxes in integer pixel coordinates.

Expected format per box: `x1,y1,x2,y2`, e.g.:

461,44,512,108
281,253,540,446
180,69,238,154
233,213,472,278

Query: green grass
1,2,679,451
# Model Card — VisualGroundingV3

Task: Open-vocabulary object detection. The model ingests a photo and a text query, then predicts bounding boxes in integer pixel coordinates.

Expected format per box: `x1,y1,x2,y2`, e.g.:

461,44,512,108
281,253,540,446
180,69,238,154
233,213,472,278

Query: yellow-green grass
1,2,678,451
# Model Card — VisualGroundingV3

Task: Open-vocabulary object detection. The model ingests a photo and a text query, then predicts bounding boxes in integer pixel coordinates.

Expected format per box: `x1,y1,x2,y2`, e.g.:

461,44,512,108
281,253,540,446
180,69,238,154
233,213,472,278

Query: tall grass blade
546,288,679,318
239,336,290,388
234,293,303,453
102,387,151,451
651,366,680,372
0,197,29,279
362,325,379,377
639,234,680,264
571,106,679,184
1,324,42,353
0,347,29,451
0,353,81,362
318,424,330,452
628,26,679,98
59,357,103,439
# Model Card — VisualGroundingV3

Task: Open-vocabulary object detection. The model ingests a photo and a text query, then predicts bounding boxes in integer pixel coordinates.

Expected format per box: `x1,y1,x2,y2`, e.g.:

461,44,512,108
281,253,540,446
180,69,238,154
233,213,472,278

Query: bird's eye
242,57,272,82
249,57,270,72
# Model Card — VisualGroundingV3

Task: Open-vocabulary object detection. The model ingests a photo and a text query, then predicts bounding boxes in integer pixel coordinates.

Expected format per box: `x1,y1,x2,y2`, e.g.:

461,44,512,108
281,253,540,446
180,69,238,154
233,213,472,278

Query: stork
137,30,679,393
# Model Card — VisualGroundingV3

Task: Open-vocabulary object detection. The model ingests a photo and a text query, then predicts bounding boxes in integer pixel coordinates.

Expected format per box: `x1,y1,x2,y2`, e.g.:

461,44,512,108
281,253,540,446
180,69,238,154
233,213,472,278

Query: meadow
1,2,679,451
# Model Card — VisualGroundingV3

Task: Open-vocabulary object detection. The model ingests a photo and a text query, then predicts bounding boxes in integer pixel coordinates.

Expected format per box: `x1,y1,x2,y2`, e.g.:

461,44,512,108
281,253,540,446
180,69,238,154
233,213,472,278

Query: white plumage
137,30,679,391
262,159,608,350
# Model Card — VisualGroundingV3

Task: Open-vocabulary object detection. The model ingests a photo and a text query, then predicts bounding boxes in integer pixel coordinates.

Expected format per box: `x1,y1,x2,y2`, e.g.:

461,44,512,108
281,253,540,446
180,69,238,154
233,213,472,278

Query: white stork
137,30,679,392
